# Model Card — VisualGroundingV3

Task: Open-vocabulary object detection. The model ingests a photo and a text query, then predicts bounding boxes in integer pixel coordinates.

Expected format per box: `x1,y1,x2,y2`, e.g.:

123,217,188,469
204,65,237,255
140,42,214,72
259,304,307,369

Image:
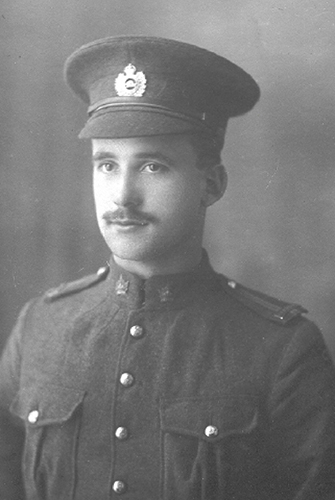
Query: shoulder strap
44,265,110,302
220,276,307,325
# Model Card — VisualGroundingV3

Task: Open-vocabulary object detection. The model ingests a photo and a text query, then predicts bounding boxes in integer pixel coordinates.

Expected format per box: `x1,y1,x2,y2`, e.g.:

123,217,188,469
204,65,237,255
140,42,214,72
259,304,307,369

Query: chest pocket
159,396,259,500
10,384,85,500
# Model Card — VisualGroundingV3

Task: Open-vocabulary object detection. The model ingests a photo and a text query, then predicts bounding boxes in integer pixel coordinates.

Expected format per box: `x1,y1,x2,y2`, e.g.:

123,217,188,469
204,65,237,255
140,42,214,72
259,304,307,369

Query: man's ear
203,164,227,207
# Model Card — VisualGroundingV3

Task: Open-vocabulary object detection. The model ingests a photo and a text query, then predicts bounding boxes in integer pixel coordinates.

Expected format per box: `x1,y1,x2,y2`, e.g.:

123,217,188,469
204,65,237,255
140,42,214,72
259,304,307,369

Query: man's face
92,134,221,272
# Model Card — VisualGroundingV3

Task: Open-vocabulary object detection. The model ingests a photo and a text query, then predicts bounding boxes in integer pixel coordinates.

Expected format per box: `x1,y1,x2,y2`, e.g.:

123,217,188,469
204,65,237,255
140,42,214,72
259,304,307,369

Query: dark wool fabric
0,252,335,499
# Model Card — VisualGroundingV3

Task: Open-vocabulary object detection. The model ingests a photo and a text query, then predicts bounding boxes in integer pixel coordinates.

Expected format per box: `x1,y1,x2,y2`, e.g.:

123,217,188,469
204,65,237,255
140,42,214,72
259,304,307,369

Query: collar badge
159,285,174,303
116,275,130,296
115,64,147,97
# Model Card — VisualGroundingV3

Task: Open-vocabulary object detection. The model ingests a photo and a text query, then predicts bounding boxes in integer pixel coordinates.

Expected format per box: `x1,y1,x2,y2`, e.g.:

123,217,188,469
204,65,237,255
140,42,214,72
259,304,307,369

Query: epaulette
44,265,110,302
220,276,307,325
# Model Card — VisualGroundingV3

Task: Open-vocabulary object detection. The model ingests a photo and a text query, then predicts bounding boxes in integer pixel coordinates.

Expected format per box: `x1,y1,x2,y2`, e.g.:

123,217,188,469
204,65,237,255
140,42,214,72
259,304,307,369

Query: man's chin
105,241,152,263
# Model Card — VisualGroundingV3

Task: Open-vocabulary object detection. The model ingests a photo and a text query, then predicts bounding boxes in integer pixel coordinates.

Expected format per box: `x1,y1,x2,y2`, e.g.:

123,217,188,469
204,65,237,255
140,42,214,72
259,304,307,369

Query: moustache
102,209,155,225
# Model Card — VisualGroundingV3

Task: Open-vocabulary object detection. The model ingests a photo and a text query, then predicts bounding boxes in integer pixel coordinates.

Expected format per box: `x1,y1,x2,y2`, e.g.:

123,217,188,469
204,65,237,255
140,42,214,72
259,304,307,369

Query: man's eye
99,162,114,173
142,163,165,173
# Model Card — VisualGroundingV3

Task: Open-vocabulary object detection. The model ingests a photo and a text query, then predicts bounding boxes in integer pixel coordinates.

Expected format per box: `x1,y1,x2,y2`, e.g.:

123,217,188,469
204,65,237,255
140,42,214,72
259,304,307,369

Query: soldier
0,36,335,500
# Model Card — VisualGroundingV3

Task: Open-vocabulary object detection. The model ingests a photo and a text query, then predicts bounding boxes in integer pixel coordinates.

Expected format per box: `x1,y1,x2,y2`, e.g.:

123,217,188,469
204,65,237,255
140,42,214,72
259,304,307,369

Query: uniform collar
107,250,221,310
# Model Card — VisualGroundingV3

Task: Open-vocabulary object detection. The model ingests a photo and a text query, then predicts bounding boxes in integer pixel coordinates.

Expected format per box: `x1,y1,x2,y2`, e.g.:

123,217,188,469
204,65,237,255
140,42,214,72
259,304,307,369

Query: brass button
27,410,39,424
228,280,237,289
97,266,108,276
115,426,128,440
129,325,144,338
120,372,134,387
204,425,219,438
112,480,126,494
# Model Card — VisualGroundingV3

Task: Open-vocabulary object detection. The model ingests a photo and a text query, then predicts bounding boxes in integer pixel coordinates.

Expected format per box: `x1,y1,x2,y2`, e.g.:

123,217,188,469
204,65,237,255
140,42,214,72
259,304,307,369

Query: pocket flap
10,384,85,427
160,396,258,442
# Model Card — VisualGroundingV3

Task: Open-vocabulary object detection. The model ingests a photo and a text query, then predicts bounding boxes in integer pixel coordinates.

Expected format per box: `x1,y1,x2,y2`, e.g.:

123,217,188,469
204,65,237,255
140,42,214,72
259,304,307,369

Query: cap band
89,100,205,121
86,101,225,135
88,99,210,126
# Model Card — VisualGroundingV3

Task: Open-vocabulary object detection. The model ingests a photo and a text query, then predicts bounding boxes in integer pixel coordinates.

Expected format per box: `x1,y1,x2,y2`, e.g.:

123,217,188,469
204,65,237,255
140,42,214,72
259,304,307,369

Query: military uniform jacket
0,252,335,500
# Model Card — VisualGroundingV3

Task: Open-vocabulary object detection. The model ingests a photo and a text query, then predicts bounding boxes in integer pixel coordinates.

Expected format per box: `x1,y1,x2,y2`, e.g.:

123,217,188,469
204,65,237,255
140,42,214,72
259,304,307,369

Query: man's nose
112,171,141,207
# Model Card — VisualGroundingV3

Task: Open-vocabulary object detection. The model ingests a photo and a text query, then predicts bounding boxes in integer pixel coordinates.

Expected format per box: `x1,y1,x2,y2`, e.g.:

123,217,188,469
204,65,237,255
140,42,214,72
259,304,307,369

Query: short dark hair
187,131,224,170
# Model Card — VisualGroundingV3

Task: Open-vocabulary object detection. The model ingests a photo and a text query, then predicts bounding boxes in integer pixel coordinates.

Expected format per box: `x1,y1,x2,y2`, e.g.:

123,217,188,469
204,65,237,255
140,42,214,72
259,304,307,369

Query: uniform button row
113,480,127,494
115,327,140,495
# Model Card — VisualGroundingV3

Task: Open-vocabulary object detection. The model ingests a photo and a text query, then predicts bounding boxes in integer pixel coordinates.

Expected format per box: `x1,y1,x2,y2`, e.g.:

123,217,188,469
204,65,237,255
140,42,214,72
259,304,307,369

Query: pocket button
27,410,39,424
204,425,219,438
129,325,144,338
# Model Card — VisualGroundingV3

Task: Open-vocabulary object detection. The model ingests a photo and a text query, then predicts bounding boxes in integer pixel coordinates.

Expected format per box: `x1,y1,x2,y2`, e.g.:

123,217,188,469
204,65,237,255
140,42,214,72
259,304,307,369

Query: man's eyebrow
134,152,175,165
92,151,175,166
92,151,117,162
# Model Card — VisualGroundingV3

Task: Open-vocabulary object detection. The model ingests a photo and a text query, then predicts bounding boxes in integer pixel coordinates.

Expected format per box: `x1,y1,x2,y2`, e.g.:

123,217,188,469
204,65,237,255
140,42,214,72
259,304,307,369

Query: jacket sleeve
266,320,335,500
0,301,34,500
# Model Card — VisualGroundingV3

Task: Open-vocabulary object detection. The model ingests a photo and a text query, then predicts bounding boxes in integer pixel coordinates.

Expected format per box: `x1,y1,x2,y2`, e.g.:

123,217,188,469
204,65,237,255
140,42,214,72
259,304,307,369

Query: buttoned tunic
0,253,335,499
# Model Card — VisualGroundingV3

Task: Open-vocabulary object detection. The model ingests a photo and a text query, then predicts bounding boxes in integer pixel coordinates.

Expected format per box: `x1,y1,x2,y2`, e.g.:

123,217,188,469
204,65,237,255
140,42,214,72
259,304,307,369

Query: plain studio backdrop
1,0,335,357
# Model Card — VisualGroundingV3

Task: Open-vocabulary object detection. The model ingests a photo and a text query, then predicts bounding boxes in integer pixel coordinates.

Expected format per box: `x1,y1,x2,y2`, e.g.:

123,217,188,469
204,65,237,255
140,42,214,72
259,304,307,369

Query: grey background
1,0,335,356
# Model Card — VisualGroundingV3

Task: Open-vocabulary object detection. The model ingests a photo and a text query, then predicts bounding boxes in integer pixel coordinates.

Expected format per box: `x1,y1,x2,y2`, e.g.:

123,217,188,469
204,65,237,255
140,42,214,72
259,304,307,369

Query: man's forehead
91,134,196,155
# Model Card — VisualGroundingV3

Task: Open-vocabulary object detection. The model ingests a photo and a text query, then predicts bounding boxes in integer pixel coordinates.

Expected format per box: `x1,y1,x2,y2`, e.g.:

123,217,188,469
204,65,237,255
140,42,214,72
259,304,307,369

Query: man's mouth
102,210,153,227
111,218,148,226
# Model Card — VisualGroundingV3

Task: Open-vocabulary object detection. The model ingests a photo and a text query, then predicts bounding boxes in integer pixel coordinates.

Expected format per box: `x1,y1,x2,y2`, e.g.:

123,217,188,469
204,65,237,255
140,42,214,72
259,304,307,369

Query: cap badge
115,64,147,97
